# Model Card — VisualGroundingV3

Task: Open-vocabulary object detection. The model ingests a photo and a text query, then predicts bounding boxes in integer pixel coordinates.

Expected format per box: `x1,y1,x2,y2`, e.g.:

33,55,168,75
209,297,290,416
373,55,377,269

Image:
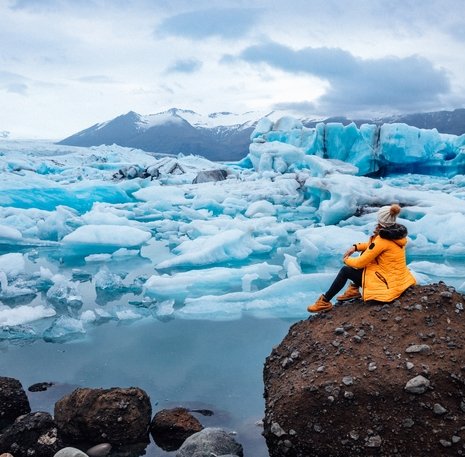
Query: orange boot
336,283,361,302
307,295,333,313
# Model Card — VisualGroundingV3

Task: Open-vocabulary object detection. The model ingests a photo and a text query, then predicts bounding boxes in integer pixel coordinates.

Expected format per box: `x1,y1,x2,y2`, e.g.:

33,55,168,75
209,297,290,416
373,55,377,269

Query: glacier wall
244,117,465,176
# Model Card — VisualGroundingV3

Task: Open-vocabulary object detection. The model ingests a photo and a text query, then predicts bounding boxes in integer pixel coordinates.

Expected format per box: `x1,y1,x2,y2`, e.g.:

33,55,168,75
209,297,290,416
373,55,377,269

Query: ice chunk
0,224,22,241
155,299,175,320
0,304,56,326
178,273,335,320
43,316,85,342
245,200,276,217
145,262,282,301
94,268,125,290
133,184,189,207
296,225,366,264
0,253,26,279
156,229,272,269
283,254,302,278
85,253,112,262
46,277,83,310
408,261,457,277
62,225,151,247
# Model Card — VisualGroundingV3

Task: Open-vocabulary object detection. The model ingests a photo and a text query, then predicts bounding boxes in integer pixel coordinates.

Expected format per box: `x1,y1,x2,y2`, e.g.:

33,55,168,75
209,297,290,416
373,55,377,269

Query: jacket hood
379,223,408,241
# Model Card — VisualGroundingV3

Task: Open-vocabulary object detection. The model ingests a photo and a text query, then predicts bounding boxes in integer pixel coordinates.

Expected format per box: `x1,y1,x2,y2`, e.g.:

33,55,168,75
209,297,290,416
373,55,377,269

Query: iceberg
247,118,465,176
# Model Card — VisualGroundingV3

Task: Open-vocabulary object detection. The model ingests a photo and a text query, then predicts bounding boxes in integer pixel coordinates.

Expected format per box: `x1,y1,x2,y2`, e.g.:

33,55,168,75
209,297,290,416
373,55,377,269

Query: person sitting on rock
308,203,416,313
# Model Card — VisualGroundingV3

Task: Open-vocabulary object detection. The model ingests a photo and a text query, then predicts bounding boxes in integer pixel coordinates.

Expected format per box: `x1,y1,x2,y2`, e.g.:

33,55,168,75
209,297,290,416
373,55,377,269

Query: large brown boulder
54,387,151,445
0,411,62,457
150,407,203,451
263,283,465,456
0,376,31,430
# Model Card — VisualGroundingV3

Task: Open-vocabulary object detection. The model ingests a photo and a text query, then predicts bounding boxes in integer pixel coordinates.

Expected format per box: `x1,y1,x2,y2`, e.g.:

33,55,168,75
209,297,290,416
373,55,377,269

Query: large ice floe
1,118,465,341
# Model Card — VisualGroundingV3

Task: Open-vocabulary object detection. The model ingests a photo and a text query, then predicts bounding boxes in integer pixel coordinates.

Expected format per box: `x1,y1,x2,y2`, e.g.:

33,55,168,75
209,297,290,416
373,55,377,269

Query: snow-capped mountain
58,108,269,161
57,107,465,161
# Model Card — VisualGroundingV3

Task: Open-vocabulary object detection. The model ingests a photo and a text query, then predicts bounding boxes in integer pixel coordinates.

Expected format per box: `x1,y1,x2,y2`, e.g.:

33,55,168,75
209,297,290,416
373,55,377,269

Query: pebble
456,303,464,311
353,335,362,343
402,418,414,428
54,448,89,457
283,439,293,448
344,391,354,399
86,444,111,457
349,430,359,440
433,403,447,415
440,439,452,447
460,401,465,413
406,362,414,370
271,422,286,437
405,344,431,354
414,304,423,311
342,376,353,386
335,327,345,335
317,365,325,373
404,375,430,394
452,436,461,443
368,362,377,371
366,435,382,448
440,291,453,299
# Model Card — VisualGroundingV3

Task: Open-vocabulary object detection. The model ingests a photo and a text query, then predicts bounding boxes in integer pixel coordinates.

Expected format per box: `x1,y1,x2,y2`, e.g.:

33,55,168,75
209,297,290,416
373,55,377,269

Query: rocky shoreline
0,380,244,457
262,282,465,456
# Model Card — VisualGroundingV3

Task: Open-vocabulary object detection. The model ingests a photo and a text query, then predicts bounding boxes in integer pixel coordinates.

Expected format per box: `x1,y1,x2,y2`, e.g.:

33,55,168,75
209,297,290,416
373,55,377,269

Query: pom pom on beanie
377,204,401,227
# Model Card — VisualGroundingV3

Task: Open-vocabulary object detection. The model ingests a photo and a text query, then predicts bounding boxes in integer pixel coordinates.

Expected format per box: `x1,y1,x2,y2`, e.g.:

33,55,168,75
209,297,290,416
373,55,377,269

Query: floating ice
94,268,125,290
0,304,56,326
0,224,22,241
0,139,465,336
43,315,86,342
156,229,272,269
46,276,83,310
62,225,151,248
145,262,282,302
408,261,458,277
0,253,26,279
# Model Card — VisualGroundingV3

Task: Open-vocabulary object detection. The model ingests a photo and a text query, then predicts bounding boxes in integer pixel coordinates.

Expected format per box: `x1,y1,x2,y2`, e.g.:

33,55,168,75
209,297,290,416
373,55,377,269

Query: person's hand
343,245,356,259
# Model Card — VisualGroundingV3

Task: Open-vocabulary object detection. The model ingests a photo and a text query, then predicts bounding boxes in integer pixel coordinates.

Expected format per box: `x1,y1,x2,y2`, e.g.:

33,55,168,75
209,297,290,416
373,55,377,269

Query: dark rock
0,376,31,430
28,382,55,392
150,407,203,451
0,411,62,457
192,169,228,184
175,427,243,457
263,283,465,457
54,387,151,446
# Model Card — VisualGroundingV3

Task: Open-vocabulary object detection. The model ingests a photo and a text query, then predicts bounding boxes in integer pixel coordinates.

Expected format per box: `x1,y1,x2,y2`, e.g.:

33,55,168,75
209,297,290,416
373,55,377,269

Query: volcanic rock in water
150,407,203,451
263,283,465,457
0,376,31,430
54,387,151,445
0,411,62,457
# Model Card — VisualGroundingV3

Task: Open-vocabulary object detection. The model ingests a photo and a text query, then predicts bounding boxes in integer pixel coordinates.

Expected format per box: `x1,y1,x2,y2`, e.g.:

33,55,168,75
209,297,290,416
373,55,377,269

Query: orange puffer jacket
344,224,416,302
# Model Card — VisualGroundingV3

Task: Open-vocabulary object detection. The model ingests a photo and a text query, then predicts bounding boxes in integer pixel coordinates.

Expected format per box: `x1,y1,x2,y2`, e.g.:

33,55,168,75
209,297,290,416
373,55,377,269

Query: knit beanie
377,204,401,227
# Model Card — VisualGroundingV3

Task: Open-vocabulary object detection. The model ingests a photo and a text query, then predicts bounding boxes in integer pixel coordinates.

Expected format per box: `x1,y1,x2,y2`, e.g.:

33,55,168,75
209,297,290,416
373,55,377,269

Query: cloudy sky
1,0,464,139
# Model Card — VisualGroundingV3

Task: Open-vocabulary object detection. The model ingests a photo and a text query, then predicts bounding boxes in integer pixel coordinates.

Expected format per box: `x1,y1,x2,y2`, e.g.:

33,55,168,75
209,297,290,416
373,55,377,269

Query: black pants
324,266,363,301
